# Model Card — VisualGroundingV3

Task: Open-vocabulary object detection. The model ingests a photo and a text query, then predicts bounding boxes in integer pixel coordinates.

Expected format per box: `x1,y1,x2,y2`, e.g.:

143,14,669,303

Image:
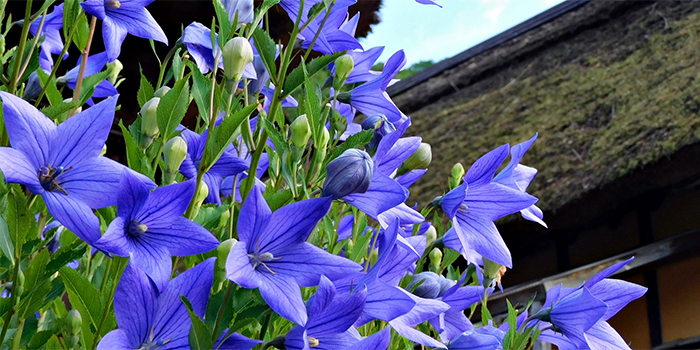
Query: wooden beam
486,228,700,315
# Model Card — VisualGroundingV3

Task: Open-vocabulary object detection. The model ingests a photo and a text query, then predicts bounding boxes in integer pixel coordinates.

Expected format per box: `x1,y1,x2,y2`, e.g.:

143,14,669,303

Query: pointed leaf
252,27,277,82
137,69,155,108
283,52,343,97
0,217,14,265
157,77,191,140
181,295,213,350
60,266,104,349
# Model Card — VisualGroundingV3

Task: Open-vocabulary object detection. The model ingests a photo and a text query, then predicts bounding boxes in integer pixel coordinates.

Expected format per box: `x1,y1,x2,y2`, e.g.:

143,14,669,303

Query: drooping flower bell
322,149,374,199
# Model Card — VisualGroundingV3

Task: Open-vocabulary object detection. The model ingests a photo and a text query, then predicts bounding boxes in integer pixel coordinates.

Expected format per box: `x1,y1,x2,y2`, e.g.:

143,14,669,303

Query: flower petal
259,197,331,253
152,258,215,347
0,91,56,169
584,321,631,350
267,243,362,287
0,147,43,193
96,329,133,350
464,144,509,187
238,183,271,248
466,182,537,221
117,169,150,219
343,171,407,219
102,18,128,61
137,180,195,223
113,260,157,347
345,328,390,350
225,241,261,289
454,211,511,268
106,4,167,44
130,242,171,292
587,279,646,320
258,274,307,325
141,217,219,256
43,192,101,244
95,217,131,256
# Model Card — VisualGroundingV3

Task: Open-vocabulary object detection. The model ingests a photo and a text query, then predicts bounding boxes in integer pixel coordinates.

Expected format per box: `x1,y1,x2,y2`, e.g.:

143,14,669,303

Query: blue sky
360,0,565,66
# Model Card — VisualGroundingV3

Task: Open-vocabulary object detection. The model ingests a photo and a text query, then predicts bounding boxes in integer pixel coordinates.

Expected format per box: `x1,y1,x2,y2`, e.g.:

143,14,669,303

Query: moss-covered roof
407,7,700,213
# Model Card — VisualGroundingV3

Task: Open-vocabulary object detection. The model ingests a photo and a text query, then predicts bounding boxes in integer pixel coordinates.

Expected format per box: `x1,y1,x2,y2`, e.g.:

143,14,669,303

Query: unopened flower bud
63,309,82,349
429,247,443,272
330,108,347,138
290,114,311,148
368,247,379,266
322,149,373,199
483,258,507,288
154,86,171,98
405,143,432,170
361,114,395,155
0,35,5,53
424,225,437,246
106,59,123,84
344,239,355,253
319,127,331,150
217,238,237,268
408,271,441,299
140,97,160,139
333,54,354,89
163,137,187,172
451,163,465,189
223,37,254,81
195,181,209,203
23,71,42,100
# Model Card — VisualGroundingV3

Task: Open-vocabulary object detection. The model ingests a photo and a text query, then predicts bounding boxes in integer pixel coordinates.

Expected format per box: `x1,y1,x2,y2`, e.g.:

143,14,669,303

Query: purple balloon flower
337,50,408,124
300,7,362,55
493,134,547,227
536,257,647,350
177,126,249,205
440,144,539,268
95,170,220,290
61,52,118,105
81,0,168,62
183,22,257,78
225,185,361,325
223,0,254,23
284,275,367,350
332,46,384,85
97,258,219,349
29,3,67,71
0,92,153,244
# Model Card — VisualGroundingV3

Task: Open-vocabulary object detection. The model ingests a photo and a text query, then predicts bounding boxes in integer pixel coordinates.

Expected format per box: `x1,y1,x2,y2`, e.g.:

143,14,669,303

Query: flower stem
210,281,234,344
10,319,24,350
7,0,33,94
71,15,98,116
34,11,86,108
156,42,182,89
302,0,336,62
16,9,47,82
92,257,127,349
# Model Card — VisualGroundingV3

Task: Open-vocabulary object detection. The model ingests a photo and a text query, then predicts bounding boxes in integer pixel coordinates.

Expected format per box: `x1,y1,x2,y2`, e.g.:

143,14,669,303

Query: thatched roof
393,1,700,218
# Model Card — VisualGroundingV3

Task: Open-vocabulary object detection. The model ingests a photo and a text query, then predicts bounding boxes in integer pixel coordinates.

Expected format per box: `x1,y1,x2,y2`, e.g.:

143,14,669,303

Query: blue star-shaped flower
95,170,220,291
225,184,362,326
29,3,67,71
81,0,168,62
0,92,153,244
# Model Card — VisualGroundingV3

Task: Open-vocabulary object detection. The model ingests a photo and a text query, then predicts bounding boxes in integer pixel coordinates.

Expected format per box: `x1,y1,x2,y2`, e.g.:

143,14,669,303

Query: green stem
185,53,222,218
92,258,126,349
71,15,98,114
156,42,182,89
99,258,113,293
302,0,335,62
10,319,24,350
7,0,33,94
34,11,85,108
210,282,234,344
257,310,274,342
0,239,23,348
17,9,47,83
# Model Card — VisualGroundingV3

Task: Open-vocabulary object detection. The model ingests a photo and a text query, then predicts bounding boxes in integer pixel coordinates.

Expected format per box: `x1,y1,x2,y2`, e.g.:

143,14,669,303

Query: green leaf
191,65,212,124
36,69,62,106
45,244,87,279
71,14,90,51
137,69,155,108
181,295,213,350
60,267,104,350
213,0,232,41
118,120,153,178
78,70,112,105
252,27,278,83
0,217,14,265
204,105,257,171
303,76,324,147
7,189,34,254
283,52,343,97
27,330,55,350
43,335,62,350
324,129,373,166
41,100,81,120
265,189,293,211
157,77,190,140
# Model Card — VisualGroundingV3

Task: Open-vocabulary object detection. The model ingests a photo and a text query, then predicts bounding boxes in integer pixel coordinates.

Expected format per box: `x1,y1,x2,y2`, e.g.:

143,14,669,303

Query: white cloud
484,5,505,23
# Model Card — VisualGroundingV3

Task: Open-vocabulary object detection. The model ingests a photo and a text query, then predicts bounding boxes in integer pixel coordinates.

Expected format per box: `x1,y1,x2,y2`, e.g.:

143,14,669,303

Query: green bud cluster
63,309,82,350
333,55,354,90
162,136,188,184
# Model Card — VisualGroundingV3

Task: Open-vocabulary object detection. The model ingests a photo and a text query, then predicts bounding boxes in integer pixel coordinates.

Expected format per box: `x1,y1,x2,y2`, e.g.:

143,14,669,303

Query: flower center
128,221,148,237
138,337,170,350
248,251,280,274
38,165,71,194
104,0,121,9
309,337,320,347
